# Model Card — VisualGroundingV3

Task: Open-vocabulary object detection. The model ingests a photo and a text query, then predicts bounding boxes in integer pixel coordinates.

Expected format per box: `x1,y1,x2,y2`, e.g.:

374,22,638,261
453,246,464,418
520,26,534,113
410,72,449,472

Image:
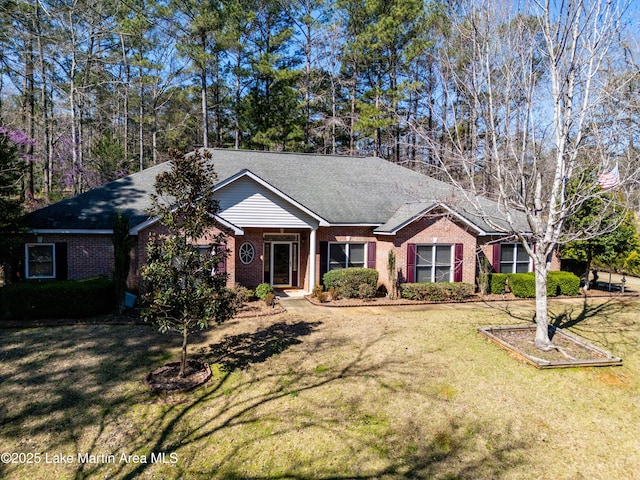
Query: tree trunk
200,34,209,149
534,260,552,349
180,326,189,377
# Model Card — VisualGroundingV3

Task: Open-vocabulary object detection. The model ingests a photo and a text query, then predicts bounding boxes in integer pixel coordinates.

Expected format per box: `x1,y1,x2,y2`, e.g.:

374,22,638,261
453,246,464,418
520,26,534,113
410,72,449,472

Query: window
193,244,226,274
500,243,530,273
238,242,255,265
25,244,55,279
328,243,365,270
416,245,452,283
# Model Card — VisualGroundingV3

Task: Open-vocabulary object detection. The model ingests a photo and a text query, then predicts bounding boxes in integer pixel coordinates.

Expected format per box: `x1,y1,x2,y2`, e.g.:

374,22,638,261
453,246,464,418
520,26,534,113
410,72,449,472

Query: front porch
232,228,317,293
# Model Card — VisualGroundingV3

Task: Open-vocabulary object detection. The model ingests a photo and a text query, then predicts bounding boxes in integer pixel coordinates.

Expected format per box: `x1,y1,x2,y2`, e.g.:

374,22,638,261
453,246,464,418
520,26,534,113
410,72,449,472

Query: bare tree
415,0,640,349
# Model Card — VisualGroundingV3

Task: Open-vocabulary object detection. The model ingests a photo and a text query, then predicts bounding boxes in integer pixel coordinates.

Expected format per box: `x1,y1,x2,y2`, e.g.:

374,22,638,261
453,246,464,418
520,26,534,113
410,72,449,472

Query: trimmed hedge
550,271,581,296
490,271,581,298
323,268,378,299
483,273,511,295
0,277,115,320
400,282,474,302
507,273,540,298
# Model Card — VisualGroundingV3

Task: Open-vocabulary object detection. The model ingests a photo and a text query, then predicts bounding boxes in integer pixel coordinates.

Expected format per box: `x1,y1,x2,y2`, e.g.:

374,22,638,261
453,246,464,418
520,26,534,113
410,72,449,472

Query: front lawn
0,297,638,479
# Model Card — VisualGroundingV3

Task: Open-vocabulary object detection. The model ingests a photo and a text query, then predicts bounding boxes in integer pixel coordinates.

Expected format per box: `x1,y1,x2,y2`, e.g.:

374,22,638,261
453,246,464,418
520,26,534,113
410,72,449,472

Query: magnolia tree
413,0,640,349
142,149,235,377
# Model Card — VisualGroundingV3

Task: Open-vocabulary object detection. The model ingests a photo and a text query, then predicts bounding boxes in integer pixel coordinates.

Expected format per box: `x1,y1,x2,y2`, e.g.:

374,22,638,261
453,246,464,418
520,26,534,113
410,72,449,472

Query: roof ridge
201,147,374,160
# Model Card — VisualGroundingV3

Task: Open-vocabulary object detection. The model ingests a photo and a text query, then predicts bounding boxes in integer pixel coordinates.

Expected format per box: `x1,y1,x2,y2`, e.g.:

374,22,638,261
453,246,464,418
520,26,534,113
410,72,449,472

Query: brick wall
391,215,478,285
27,233,115,280
313,221,479,290
135,223,237,289
27,220,560,293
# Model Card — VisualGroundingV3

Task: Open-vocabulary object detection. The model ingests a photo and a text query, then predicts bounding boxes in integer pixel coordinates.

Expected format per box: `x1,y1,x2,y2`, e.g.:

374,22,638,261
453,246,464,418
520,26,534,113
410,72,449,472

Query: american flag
598,164,620,190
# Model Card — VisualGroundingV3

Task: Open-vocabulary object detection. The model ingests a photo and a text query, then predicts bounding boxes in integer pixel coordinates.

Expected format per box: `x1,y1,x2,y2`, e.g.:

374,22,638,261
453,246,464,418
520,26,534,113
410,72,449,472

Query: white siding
215,177,318,228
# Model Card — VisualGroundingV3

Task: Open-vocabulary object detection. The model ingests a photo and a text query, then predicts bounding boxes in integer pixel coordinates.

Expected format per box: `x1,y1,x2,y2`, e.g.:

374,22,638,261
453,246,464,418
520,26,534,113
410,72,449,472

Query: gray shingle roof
25,148,527,234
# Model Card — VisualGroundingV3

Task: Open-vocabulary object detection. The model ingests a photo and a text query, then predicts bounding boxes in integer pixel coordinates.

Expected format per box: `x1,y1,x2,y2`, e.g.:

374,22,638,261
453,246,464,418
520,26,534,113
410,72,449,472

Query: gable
214,175,321,229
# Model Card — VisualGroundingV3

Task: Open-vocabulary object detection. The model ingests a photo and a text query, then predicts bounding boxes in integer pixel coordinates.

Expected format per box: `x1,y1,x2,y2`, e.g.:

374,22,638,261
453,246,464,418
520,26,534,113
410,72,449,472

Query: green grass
0,297,639,479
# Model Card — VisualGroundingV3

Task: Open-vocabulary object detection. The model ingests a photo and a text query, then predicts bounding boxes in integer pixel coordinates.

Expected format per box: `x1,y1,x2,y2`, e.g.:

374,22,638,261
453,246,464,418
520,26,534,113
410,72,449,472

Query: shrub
549,271,581,296
356,283,377,299
255,283,274,300
400,282,474,302
328,287,340,300
312,284,324,299
263,292,276,307
322,268,378,299
487,273,511,294
507,273,537,298
230,285,254,308
0,277,115,320
317,291,330,303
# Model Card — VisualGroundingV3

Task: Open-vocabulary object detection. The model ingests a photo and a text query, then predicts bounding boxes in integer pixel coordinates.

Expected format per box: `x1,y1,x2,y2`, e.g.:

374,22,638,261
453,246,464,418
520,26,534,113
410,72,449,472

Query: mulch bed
479,325,623,368
144,360,212,393
306,289,638,308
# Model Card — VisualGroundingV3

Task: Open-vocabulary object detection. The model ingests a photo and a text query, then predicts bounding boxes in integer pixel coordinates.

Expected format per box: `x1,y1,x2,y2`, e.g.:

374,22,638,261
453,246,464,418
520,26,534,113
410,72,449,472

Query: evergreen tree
0,128,27,279
141,148,236,377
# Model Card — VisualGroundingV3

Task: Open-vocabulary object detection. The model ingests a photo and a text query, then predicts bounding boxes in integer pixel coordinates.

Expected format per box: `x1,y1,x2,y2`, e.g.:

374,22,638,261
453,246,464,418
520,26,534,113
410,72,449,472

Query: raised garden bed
478,324,623,369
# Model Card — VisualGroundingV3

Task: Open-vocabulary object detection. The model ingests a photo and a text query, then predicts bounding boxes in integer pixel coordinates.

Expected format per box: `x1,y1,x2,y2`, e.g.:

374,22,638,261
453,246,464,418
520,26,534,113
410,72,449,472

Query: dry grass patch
0,297,639,479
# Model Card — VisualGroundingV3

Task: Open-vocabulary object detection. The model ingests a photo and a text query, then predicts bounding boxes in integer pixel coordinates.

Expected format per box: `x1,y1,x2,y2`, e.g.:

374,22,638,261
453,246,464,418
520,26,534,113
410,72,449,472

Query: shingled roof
25,148,526,234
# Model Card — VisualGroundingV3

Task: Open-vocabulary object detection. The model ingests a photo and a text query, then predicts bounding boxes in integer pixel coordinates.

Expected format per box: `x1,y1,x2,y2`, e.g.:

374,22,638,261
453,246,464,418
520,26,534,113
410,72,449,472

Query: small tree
387,250,398,299
142,149,236,377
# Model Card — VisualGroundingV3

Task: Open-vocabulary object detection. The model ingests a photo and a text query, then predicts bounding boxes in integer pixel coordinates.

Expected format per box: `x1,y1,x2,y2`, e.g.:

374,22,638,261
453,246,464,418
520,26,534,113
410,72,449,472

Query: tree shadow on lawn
106,322,528,480
0,318,530,480
0,324,178,478
194,320,323,371
484,297,640,355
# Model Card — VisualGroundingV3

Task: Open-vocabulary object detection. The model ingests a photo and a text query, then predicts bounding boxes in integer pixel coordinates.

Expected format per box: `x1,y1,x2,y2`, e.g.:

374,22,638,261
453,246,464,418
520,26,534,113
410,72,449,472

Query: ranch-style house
18,149,552,293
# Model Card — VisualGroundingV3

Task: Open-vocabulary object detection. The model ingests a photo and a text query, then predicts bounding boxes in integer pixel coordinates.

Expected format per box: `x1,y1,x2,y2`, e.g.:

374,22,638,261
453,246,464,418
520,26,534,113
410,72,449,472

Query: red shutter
216,244,227,274
454,243,463,282
406,243,416,283
492,244,501,273
367,242,376,269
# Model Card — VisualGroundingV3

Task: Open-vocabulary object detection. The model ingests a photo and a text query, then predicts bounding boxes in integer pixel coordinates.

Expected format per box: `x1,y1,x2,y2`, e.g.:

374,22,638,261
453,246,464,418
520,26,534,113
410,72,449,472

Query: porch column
308,228,317,293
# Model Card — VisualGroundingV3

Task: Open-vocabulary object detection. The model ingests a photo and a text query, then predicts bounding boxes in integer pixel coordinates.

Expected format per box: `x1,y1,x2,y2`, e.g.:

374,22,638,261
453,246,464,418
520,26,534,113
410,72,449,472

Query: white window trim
327,242,367,271
25,243,56,280
500,243,532,273
415,244,453,283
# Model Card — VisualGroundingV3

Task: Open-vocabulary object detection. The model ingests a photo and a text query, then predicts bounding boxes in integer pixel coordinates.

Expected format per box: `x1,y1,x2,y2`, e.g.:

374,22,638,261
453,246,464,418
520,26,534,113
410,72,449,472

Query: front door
272,242,291,286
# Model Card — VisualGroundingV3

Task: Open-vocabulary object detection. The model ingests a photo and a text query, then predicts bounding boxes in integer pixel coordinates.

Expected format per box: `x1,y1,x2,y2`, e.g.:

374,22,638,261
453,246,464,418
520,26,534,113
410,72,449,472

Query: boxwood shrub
400,282,474,302
254,283,274,300
549,271,581,296
0,277,115,320
484,273,511,294
322,268,378,299
483,271,580,298
507,273,539,298
507,272,581,298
